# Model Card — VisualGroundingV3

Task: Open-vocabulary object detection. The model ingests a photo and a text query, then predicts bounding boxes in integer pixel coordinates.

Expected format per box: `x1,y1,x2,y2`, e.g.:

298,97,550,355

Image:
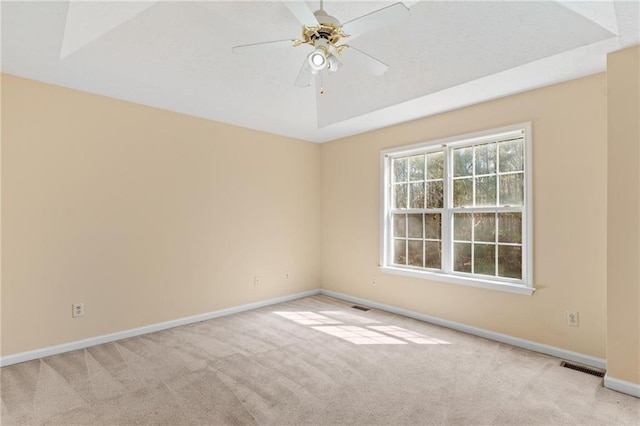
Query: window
380,124,533,295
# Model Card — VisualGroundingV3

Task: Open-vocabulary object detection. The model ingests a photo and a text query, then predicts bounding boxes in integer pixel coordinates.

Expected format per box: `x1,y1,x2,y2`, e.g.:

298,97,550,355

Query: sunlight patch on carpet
312,325,406,345
273,311,451,345
368,326,451,345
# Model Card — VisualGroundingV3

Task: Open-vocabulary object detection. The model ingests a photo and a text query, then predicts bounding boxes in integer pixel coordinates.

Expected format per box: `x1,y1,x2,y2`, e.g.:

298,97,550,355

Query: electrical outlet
253,276,260,287
566,310,579,327
372,277,377,286
72,303,85,318
285,272,289,281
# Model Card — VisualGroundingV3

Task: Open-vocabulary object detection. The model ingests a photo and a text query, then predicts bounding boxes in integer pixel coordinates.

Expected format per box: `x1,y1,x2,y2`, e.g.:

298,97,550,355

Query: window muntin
381,125,532,291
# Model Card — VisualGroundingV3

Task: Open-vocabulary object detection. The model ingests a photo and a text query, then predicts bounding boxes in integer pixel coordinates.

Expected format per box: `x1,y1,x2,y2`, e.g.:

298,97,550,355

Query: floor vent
351,305,370,312
560,361,605,378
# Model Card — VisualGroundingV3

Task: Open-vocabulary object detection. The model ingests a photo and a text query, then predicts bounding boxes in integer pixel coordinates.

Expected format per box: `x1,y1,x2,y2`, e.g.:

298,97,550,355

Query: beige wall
607,46,640,384
0,65,630,374
321,74,608,358
1,74,321,356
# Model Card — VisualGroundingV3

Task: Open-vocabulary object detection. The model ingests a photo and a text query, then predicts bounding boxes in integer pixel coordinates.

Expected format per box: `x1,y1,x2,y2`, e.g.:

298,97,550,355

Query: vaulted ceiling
2,1,639,142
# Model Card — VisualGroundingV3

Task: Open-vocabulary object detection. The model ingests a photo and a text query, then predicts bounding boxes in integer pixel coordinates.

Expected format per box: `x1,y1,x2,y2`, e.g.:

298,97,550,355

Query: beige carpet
1,294,639,425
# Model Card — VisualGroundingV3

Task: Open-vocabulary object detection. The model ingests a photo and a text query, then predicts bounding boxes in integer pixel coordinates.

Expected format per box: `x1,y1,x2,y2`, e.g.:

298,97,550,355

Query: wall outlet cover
72,303,85,318
567,310,579,327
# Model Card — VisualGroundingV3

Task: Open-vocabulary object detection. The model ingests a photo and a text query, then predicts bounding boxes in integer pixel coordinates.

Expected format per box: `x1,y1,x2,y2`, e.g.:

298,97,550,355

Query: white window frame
380,123,534,295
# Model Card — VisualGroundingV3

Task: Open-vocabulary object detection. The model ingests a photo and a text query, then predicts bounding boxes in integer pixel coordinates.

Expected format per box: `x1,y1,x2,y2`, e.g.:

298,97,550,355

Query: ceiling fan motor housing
303,10,344,46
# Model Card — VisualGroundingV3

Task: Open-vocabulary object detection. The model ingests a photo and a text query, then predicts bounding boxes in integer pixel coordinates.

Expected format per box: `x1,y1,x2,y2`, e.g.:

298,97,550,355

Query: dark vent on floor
560,361,605,377
351,305,370,312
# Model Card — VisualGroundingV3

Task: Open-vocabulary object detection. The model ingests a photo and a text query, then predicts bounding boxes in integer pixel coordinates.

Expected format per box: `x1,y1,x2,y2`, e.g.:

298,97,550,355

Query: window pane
427,151,444,180
474,213,495,242
394,239,407,265
453,178,473,207
409,183,425,209
474,244,496,276
393,158,408,182
409,155,425,181
499,173,524,206
408,240,424,267
453,147,473,177
426,181,444,208
475,143,497,175
394,184,408,209
454,243,472,273
425,214,441,240
475,176,497,206
393,214,406,238
499,139,524,173
498,213,521,243
407,214,423,238
498,245,522,279
425,241,441,269
454,213,472,241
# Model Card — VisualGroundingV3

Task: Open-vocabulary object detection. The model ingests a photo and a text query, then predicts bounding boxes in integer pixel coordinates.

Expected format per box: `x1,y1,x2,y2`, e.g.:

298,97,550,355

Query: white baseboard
0,289,321,368
8,288,635,398
320,289,607,370
604,375,640,398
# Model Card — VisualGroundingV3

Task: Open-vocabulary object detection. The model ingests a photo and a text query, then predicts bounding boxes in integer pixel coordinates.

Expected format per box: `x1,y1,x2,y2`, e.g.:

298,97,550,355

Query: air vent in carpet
351,305,370,312
560,361,605,377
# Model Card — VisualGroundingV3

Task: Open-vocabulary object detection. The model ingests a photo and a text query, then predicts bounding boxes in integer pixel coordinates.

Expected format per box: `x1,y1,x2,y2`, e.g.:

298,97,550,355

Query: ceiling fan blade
294,59,312,87
342,3,409,39
232,39,295,54
283,1,318,27
341,46,389,76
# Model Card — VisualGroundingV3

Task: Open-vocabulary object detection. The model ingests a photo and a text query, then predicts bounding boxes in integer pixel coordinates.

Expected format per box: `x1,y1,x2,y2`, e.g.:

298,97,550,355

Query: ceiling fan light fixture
327,54,340,72
308,48,328,71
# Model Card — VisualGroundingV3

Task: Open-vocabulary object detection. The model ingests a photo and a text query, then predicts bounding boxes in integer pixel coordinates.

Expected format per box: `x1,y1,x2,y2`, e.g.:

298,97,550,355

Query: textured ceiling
2,1,639,143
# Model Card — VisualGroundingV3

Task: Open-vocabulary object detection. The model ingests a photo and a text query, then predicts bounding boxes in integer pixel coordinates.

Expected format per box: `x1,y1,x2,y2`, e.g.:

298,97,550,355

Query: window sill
379,266,535,295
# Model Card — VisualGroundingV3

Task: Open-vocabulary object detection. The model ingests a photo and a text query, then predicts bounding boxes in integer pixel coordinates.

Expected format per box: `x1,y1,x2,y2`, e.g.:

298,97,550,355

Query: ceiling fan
231,1,409,90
